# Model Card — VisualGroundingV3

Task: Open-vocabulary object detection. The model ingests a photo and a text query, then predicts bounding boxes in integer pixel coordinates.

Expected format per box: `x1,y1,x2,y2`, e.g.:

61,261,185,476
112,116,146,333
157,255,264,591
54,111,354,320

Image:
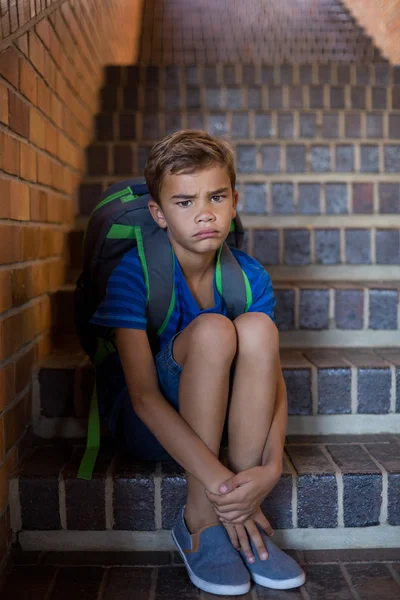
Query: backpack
74,177,251,479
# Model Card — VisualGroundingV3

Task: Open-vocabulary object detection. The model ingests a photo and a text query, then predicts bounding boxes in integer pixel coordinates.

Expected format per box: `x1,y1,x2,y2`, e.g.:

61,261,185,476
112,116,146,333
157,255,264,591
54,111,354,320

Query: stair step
34,343,400,437
69,215,400,276
11,435,400,551
94,109,400,144
52,281,400,340
99,63,400,89
84,139,400,177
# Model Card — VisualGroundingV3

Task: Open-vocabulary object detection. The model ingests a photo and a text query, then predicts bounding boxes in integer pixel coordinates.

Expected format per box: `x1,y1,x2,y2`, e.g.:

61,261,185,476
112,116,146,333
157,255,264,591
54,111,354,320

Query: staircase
9,2,400,556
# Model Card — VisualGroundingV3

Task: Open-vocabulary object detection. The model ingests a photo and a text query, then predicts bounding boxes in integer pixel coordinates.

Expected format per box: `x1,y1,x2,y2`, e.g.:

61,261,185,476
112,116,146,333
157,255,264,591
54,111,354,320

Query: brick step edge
53,284,400,336
101,63,400,89
37,346,400,419
10,436,400,539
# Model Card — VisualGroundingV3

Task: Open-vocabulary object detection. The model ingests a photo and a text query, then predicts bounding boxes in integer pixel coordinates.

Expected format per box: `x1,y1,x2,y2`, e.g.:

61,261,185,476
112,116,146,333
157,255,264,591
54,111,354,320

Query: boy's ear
148,199,168,229
232,189,239,218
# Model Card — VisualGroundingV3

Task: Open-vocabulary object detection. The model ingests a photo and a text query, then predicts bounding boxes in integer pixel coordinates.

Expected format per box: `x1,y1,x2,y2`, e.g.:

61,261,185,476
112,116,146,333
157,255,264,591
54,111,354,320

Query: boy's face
148,164,238,255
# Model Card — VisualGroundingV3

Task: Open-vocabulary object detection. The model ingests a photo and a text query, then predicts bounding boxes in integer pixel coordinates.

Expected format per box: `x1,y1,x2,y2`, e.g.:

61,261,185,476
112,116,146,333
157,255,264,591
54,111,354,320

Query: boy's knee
234,312,279,355
190,314,237,359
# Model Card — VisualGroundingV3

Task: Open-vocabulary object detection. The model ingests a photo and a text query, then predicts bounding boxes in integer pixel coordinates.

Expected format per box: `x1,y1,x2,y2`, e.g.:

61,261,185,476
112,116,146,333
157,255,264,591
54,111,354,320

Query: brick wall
343,0,400,64
0,0,143,572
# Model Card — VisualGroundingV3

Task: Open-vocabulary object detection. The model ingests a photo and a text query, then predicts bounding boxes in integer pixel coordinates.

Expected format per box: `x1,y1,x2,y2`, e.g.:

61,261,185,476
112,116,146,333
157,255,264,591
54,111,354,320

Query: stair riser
85,141,400,177
53,286,400,337
10,440,400,549
102,64,400,88
93,109,400,144
36,360,400,420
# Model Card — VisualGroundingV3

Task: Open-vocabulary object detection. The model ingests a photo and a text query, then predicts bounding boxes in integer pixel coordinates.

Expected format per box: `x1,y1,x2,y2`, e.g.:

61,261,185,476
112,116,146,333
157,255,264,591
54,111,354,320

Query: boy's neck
172,243,218,283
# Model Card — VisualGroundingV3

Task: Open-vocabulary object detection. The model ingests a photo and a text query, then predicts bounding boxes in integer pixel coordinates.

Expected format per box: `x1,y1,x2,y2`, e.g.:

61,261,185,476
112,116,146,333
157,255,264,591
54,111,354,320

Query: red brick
1,11,11,39
35,18,51,49
20,61,37,104
0,132,20,176
29,188,47,222
37,78,51,114
29,32,45,77
0,225,20,265
0,269,12,313
9,0,18,33
21,225,40,261
0,80,8,124
45,121,57,156
0,362,15,412
0,46,20,89
37,153,52,186
31,261,49,296
4,392,27,454
15,345,36,396
11,265,33,306
29,108,45,148
20,142,37,182
9,180,30,221
16,33,29,57
18,0,30,28
0,178,11,219
9,90,30,138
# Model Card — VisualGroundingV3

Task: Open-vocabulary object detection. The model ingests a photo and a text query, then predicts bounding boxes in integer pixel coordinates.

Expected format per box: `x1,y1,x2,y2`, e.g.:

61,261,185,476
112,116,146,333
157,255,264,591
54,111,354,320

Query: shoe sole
251,570,306,590
171,530,251,596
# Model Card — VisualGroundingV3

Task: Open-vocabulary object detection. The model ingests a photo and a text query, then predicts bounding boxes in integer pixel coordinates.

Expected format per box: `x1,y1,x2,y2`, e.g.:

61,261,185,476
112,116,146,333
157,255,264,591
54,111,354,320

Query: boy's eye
211,195,224,201
177,200,192,207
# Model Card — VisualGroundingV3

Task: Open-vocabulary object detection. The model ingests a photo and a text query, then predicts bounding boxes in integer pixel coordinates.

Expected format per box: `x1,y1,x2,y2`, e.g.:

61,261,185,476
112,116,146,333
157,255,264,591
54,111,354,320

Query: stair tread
42,339,400,369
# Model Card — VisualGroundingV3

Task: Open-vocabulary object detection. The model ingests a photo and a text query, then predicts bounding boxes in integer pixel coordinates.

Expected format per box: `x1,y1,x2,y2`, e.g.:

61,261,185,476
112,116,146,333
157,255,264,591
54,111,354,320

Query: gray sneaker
171,506,251,596
239,527,306,590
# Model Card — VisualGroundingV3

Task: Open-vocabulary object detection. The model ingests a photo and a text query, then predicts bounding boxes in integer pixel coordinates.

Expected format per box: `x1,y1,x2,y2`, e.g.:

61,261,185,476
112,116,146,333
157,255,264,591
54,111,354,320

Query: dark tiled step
51,282,400,338
10,435,400,535
2,559,400,600
37,344,400,419
99,63,400,89
99,84,400,113
85,139,400,176
94,110,400,144
76,178,400,219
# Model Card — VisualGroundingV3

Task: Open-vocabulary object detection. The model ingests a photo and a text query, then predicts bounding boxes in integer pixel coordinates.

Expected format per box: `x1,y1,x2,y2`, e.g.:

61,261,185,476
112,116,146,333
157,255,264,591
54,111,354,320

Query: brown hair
144,129,236,204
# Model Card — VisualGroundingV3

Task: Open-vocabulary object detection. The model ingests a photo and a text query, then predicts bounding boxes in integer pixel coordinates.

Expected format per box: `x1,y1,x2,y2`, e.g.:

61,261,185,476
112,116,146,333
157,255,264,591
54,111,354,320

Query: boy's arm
261,362,287,474
116,327,233,493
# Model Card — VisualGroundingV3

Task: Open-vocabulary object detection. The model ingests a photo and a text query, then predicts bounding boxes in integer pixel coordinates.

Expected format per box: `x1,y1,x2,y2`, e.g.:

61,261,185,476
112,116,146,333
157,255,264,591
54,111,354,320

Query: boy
90,130,305,595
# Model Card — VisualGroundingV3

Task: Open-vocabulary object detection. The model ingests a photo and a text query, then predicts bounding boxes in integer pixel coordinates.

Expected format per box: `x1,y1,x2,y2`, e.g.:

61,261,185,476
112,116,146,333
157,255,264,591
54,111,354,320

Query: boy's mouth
194,229,219,238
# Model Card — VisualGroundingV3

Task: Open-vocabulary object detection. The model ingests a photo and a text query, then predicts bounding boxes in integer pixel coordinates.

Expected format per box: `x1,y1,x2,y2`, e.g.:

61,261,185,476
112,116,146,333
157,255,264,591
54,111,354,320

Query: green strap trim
77,379,100,480
107,223,136,239
94,186,136,213
229,220,236,232
83,186,139,247
106,224,150,305
242,269,253,312
157,246,176,336
77,339,116,480
215,245,223,296
134,226,150,306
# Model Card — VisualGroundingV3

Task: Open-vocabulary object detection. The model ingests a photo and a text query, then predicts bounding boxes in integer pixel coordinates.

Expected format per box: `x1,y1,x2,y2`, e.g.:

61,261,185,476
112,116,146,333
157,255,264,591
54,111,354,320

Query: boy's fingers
206,489,244,506
254,511,274,537
213,501,247,514
235,525,255,564
245,520,268,561
222,523,239,550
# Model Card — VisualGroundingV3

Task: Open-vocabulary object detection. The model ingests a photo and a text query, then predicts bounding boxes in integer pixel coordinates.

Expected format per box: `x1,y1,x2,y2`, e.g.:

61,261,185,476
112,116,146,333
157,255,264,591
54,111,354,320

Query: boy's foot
171,506,251,596
239,526,306,590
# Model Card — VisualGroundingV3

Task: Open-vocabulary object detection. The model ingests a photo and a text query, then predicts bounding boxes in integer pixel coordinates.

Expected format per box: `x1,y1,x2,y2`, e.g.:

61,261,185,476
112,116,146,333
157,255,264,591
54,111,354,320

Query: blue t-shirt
90,246,276,351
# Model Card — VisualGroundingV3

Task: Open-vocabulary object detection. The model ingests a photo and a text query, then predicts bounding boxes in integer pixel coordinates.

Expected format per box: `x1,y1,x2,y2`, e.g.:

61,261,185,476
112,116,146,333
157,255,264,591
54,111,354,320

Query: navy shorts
95,334,230,461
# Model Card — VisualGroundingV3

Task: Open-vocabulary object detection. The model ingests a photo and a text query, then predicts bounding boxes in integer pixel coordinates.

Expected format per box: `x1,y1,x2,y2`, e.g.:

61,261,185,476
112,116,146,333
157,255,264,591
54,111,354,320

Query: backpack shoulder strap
140,226,175,337
216,243,251,320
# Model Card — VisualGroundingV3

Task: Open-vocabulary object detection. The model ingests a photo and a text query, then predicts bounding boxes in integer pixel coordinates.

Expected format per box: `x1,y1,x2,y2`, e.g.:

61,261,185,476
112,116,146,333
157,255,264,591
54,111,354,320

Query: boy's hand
222,506,273,563
205,465,281,524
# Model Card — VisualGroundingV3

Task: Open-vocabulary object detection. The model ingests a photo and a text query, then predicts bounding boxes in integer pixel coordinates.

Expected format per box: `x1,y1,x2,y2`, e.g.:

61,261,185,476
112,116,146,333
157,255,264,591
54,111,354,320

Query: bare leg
228,313,279,473
172,313,237,533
